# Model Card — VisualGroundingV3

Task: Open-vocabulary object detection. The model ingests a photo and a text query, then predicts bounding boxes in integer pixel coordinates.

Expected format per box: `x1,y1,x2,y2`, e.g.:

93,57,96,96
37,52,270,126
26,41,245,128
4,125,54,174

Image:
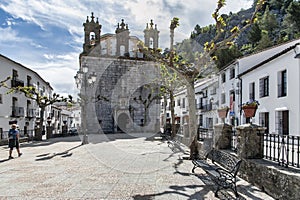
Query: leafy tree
159,62,186,138
248,23,262,47
286,1,300,32
139,0,266,159
256,30,273,50
260,5,278,39
0,77,11,88
8,86,73,140
213,45,242,69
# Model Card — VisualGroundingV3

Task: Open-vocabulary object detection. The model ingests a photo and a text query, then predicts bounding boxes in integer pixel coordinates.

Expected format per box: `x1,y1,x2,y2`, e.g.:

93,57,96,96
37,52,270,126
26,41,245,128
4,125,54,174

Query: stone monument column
213,123,233,150
236,124,266,159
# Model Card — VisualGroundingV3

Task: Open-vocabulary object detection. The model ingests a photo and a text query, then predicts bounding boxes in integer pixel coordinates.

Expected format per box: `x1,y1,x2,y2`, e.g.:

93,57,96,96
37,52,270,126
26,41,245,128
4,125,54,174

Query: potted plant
217,106,229,118
242,100,259,118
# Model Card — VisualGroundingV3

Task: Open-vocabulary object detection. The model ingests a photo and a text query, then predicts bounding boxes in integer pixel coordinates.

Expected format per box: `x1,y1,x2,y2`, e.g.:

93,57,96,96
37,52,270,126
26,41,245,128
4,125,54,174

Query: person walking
8,124,22,159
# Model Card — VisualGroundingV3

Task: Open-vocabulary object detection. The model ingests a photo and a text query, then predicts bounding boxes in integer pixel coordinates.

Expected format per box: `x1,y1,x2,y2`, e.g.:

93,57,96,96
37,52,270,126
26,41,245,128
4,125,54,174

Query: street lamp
74,62,97,145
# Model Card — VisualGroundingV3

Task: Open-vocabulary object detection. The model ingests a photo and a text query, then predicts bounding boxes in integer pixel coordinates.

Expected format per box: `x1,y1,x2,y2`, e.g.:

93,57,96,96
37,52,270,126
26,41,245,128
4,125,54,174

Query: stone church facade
78,13,161,134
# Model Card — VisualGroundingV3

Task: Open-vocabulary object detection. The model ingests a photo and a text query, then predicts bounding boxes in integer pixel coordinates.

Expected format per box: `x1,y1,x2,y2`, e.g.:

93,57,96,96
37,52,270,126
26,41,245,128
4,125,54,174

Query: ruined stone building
77,13,161,134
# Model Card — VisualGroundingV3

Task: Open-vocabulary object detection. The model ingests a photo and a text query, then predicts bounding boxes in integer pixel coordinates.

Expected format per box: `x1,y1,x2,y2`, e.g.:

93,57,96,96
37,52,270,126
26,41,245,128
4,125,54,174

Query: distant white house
0,54,53,139
195,76,219,129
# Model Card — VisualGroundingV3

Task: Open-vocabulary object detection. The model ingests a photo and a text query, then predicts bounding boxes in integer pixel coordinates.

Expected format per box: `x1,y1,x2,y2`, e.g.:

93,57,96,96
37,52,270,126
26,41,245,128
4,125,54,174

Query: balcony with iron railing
196,103,203,110
11,106,25,117
201,104,213,112
26,108,36,118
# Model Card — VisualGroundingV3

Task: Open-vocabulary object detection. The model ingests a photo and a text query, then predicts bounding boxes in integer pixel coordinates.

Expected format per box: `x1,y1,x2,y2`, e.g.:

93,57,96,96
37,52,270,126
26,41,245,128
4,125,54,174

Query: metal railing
263,133,300,168
1,129,34,140
177,124,300,169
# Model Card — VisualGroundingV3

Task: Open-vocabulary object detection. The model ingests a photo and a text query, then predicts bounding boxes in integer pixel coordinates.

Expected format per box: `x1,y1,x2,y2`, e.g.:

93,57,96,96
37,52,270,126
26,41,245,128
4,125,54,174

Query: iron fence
263,133,300,168
191,126,300,169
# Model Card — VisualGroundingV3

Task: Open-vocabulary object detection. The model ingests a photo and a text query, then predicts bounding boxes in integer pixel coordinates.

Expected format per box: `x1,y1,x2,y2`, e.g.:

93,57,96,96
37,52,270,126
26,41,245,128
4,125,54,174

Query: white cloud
0,0,254,95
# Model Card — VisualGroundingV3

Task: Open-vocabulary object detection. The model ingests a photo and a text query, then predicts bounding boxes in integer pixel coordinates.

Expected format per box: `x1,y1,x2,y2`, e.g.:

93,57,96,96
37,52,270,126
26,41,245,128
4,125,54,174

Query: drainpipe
236,61,242,126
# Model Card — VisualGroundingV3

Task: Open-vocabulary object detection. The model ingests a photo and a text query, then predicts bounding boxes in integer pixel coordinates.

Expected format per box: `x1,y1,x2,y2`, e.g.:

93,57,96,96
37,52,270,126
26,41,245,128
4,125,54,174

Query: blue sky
0,0,253,97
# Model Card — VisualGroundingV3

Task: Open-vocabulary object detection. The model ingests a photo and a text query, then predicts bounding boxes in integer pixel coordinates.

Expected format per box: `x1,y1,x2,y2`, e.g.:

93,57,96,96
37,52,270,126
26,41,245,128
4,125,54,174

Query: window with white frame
259,76,269,97
259,112,269,133
177,99,180,107
275,110,289,135
230,67,235,79
221,73,226,83
221,93,226,104
182,98,186,108
199,115,203,127
249,82,255,100
278,69,287,97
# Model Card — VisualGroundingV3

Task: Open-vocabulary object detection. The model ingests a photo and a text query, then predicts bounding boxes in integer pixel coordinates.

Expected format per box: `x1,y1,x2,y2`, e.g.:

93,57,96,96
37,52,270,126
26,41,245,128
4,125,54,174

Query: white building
0,54,53,139
195,76,219,129
238,39,300,136
163,39,300,137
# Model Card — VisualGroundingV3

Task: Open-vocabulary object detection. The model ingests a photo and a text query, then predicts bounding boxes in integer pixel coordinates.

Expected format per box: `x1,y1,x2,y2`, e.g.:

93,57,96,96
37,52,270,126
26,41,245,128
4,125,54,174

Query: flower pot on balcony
217,108,229,118
242,105,257,118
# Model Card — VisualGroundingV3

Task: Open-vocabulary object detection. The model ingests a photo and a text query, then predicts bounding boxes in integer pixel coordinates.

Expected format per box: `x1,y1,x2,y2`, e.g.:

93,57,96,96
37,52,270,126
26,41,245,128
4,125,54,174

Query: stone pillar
46,126,52,139
236,124,265,159
213,123,233,149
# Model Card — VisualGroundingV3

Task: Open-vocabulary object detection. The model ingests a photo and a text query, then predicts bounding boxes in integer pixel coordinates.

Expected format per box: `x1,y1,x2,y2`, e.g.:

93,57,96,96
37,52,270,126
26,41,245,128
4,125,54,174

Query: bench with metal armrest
192,148,242,198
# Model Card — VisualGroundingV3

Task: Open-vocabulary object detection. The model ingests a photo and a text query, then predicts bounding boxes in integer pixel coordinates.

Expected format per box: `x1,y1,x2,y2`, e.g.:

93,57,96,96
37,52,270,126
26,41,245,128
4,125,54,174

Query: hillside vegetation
177,0,300,69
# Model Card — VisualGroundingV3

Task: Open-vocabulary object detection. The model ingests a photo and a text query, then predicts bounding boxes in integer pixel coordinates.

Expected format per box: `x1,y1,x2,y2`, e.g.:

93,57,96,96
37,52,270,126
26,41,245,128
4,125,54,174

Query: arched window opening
90,32,96,45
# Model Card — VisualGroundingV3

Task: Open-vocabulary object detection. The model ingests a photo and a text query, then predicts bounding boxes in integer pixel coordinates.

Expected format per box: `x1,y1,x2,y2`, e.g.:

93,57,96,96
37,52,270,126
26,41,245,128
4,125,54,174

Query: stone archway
117,113,130,133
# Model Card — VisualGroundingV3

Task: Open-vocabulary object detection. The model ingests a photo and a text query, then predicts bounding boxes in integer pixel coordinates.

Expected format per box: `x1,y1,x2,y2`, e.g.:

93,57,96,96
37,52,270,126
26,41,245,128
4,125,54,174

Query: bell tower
144,19,159,49
82,12,101,55
115,19,130,57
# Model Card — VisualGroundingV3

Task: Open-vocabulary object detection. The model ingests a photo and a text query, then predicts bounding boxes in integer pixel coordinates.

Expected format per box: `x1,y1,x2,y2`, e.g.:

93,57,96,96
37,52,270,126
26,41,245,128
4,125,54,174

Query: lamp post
74,63,97,145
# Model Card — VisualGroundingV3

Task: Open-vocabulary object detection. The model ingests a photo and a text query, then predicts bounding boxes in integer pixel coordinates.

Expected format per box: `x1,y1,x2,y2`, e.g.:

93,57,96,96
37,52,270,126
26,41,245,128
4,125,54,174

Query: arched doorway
117,113,129,133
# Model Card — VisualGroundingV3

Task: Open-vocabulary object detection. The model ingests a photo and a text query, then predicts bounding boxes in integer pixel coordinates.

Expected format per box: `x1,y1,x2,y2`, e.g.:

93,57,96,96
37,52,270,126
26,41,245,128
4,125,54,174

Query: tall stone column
213,123,233,149
236,124,265,159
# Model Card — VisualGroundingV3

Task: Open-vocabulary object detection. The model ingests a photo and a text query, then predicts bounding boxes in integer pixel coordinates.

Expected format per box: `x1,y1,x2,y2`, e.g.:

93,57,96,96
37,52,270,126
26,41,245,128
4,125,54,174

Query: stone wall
240,159,300,200
191,123,300,200
83,57,160,134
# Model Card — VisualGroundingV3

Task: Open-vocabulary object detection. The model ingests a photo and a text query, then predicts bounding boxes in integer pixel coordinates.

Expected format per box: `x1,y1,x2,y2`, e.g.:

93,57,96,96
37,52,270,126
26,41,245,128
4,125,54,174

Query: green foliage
256,30,273,51
247,23,262,46
8,86,73,108
213,45,242,69
260,5,278,37
0,76,11,88
6,85,73,140
286,1,300,31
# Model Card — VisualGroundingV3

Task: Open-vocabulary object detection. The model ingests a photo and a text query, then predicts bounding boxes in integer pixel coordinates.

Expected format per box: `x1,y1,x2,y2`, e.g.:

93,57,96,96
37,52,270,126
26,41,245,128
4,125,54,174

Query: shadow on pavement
19,135,82,149
88,132,163,144
35,144,81,161
131,184,212,200
0,158,10,163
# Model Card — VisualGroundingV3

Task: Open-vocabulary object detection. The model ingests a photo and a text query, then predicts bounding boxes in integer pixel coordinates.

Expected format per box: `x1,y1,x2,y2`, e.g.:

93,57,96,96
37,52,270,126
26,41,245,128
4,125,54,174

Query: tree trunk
36,107,45,141
163,95,168,133
170,92,176,138
186,79,198,159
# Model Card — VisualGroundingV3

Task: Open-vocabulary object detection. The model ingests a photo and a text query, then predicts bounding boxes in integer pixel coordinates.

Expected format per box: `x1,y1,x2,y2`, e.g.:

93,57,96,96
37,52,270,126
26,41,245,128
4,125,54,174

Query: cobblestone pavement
0,133,274,200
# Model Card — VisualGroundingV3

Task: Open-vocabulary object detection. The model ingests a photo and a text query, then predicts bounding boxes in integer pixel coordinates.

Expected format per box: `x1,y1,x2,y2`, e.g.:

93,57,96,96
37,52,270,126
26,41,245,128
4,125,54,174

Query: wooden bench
192,148,242,198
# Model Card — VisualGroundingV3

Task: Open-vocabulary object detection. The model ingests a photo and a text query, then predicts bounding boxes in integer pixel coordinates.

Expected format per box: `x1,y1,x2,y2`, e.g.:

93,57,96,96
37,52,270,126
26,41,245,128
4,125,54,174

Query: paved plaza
0,133,274,199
